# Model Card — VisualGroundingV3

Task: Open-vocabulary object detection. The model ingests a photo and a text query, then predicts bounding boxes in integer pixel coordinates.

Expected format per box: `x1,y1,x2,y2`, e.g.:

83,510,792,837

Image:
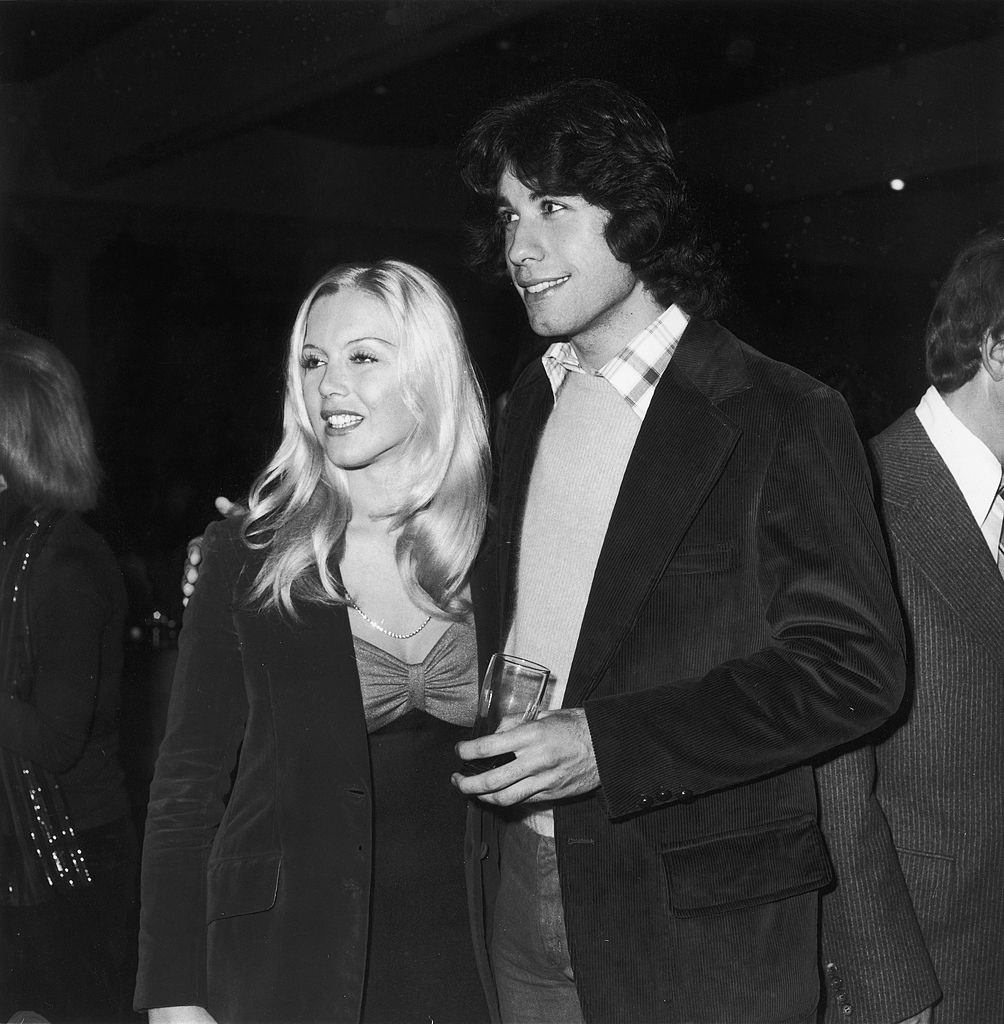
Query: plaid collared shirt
540,303,689,419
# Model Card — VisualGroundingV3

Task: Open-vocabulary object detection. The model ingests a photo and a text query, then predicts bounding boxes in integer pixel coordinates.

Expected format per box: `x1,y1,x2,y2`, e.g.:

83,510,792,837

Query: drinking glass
459,653,551,774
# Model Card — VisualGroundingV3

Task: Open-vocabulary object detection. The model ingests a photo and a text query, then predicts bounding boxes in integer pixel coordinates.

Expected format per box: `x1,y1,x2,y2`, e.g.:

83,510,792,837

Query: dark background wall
2,0,1002,624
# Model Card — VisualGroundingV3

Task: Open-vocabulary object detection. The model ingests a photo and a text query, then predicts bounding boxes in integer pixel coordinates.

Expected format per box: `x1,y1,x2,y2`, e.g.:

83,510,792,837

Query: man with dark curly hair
451,80,914,1024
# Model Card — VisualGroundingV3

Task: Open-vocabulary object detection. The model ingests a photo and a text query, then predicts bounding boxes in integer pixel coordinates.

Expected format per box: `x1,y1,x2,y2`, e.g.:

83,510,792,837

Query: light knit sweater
505,370,642,835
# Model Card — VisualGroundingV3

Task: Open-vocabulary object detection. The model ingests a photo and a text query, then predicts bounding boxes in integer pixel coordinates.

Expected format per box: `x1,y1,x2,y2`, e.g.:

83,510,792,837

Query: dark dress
355,625,489,1024
0,500,135,1023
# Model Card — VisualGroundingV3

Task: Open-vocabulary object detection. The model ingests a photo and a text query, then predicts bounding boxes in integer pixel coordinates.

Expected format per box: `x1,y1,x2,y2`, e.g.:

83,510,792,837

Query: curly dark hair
459,79,726,318
926,225,1004,393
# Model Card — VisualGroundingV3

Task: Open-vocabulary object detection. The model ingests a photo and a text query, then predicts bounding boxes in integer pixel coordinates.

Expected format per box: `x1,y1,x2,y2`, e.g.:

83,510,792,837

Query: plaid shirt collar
540,304,689,419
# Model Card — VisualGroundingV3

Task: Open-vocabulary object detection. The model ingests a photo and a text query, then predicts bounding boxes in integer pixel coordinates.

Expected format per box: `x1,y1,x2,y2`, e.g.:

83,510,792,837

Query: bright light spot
889,178,905,191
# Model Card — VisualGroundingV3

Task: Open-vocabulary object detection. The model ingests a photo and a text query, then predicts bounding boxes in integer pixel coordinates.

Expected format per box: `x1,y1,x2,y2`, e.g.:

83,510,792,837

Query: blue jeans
490,821,585,1024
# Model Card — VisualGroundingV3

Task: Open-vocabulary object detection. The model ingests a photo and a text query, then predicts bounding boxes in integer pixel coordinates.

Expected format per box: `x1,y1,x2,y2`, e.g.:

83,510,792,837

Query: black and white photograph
1,2,1001,1022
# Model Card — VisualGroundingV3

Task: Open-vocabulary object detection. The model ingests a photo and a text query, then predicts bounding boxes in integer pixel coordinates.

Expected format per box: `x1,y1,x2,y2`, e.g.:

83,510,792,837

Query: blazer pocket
662,543,736,576
896,847,955,924
663,817,832,918
206,852,282,923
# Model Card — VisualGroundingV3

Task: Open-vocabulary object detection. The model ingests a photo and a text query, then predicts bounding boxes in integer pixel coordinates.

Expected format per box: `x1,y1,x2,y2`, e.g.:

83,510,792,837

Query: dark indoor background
1,0,1002,818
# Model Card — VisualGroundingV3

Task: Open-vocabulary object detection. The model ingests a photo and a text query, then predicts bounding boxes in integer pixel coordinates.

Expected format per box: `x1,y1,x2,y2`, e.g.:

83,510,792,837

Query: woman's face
300,288,417,475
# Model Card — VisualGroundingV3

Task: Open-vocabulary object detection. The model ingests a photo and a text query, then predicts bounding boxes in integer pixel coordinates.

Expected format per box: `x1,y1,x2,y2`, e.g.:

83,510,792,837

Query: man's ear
980,329,1004,382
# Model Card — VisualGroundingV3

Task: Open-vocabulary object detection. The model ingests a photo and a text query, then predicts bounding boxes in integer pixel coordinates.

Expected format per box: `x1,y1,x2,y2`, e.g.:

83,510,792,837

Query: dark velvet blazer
819,411,1004,1023
136,515,497,1023
466,318,907,1024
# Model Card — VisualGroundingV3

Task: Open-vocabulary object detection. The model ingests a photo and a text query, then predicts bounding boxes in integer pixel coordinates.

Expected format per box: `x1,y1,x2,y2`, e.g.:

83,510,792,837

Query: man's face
496,168,648,364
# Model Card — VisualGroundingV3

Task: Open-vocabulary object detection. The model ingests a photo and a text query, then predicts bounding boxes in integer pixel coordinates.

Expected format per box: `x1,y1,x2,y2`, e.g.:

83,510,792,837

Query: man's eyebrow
494,187,551,207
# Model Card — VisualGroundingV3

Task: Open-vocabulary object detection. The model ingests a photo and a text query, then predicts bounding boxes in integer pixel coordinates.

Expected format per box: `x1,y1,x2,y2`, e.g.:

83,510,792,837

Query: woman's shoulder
44,511,120,581
34,512,125,613
201,513,267,581
203,512,247,549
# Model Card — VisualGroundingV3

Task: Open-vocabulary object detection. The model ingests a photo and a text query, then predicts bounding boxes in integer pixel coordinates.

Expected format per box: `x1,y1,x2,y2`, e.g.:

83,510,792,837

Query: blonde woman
135,262,491,1024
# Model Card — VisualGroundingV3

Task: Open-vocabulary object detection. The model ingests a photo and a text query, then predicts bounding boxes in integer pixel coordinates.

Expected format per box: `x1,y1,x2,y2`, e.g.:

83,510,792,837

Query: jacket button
638,794,651,808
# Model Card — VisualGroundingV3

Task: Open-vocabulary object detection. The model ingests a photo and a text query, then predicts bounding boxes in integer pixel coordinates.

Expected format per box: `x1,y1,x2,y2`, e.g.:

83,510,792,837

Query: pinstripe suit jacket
818,410,1004,1023
466,318,907,1023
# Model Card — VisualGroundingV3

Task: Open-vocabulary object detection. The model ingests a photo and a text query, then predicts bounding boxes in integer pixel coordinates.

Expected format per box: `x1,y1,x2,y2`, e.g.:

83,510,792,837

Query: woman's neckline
351,619,463,667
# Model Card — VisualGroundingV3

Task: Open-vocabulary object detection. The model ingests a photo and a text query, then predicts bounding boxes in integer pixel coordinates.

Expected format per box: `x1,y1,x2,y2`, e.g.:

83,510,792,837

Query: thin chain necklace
347,595,432,640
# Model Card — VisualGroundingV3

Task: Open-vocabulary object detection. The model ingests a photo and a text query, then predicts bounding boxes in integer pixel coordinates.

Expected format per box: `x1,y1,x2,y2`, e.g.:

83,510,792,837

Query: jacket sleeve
0,539,114,773
585,387,907,817
816,744,941,1022
134,519,249,1011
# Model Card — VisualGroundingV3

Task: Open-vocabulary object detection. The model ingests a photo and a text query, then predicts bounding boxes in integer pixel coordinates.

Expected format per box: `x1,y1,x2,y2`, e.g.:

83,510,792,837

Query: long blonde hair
243,260,490,618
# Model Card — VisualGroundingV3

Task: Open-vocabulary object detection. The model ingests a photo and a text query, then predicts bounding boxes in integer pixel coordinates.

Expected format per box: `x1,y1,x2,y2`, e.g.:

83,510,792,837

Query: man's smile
518,275,570,297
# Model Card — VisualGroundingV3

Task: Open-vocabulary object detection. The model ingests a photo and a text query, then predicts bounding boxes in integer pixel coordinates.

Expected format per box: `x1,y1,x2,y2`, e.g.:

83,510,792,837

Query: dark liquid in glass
457,751,516,776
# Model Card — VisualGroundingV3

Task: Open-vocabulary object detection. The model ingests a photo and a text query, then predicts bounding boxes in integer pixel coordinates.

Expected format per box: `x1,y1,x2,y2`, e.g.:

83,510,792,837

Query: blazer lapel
496,365,553,644
249,597,372,788
878,414,1004,669
563,319,748,707
471,537,501,678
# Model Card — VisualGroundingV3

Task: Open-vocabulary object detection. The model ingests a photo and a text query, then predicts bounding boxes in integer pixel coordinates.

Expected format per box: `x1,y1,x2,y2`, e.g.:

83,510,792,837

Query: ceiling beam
61,128,462,230
15,0,559,185
2,29,999,276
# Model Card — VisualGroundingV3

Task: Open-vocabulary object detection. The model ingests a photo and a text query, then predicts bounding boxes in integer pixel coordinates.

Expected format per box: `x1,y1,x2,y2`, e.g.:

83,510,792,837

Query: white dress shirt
915,385,1003,559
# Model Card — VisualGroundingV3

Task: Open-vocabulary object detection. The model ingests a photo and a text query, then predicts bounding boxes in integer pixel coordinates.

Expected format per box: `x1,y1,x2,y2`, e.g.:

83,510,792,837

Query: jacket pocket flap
663,817,831,918
206,852,281,923
663,543,736,575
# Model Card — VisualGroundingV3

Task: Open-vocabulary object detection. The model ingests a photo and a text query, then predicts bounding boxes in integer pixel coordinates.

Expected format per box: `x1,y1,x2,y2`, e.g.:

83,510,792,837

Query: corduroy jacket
466,317,908,1024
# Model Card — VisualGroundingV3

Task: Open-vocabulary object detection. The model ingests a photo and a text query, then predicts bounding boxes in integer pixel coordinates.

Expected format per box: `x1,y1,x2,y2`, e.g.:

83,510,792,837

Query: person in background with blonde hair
0,324,134,1022
134,260,492,1024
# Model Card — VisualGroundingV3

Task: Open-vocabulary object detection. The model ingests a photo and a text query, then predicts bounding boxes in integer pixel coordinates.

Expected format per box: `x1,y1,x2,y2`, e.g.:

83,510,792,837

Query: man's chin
525,313,567,339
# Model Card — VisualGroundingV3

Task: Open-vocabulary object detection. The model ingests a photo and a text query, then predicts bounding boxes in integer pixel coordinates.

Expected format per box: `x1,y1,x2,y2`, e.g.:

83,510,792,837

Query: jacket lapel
471,536,501,678
496,365,554,644
562,318,748,706
876,413,1004,669
246,597,372,788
